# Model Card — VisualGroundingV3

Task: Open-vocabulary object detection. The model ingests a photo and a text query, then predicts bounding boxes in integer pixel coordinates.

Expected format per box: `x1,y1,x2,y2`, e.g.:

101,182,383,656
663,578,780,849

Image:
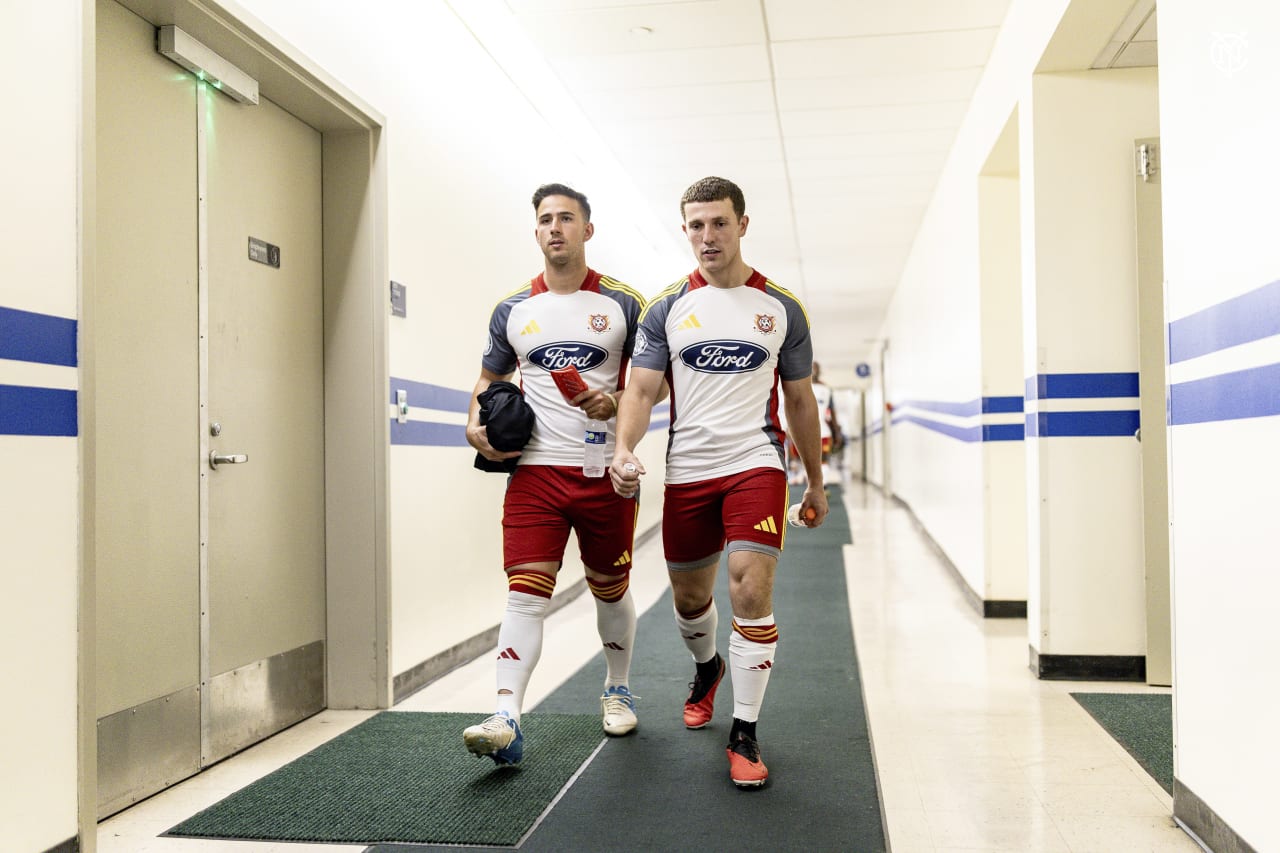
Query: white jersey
632,269,813,484
483,269,643,466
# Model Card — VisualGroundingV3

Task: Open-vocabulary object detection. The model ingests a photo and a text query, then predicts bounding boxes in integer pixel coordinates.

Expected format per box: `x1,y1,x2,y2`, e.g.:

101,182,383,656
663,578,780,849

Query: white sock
674,597,719,665
728,613,778,723
589,575,636,690
494,576,553,722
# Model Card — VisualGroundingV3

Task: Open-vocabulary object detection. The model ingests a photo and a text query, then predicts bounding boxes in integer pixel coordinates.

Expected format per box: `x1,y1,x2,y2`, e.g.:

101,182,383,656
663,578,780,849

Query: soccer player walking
463,183,647,765
610,176,828,787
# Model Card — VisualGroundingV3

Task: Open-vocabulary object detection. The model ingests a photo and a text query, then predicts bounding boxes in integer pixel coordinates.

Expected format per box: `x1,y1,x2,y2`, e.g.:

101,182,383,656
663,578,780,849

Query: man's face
682,198,747,276
535,195,592,267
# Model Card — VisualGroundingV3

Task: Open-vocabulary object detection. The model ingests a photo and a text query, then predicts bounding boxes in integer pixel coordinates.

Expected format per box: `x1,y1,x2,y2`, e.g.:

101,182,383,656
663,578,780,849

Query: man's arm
781,375,829,527
467,367,522,461
608,366,665,497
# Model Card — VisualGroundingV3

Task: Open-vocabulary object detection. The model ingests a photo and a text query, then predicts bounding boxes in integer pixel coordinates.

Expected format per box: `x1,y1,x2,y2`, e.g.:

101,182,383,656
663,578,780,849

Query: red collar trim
531,268,601,295
688,268,763,290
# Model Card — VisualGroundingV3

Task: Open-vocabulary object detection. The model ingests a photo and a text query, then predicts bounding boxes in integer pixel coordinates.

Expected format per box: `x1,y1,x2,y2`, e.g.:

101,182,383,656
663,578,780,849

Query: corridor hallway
99,482,1195,852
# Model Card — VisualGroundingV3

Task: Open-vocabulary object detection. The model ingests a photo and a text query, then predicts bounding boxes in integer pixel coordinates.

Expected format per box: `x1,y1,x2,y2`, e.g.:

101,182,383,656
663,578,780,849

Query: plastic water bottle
583,419,607,477
787,503,815,528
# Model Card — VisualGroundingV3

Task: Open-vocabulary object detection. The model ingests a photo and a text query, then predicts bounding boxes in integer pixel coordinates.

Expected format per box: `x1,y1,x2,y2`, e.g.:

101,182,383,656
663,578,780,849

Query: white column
1018,68,1159,669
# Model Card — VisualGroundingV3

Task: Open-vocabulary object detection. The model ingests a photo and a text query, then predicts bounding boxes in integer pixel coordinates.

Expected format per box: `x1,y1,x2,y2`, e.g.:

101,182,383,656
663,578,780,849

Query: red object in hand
551,365,590,403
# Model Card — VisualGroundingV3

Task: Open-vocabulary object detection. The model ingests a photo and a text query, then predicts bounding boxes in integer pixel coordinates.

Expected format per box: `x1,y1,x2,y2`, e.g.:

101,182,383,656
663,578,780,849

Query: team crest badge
754,313,777,335
589,313,611,334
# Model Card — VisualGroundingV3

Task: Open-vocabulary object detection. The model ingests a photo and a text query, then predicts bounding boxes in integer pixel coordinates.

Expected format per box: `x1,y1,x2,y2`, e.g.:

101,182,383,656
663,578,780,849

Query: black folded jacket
474,380,535,474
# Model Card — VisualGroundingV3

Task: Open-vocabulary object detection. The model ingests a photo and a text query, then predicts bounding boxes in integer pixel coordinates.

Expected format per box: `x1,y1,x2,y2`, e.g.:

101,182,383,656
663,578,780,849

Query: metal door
94,0,325,815
202,73,326,764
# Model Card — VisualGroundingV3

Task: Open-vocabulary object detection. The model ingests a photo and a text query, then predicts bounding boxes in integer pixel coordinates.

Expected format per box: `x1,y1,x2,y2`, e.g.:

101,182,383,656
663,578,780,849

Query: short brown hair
680,176,745,220
532,183,591,221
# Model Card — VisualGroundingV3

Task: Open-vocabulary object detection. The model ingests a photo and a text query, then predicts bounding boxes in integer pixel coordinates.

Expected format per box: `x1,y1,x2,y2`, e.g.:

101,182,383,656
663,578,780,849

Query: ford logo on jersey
528,342,609,372
678,340,770,373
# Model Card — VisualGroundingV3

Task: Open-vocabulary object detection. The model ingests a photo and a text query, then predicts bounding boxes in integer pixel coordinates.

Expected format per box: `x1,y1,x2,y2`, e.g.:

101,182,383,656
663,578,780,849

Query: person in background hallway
463,183,647,765
609,176,829,788
811,361,841,482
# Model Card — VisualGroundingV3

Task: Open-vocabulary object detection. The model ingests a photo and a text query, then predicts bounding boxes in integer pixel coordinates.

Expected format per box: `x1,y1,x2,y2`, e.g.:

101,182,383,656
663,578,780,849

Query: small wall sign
248,237,281,268
390,281,407,317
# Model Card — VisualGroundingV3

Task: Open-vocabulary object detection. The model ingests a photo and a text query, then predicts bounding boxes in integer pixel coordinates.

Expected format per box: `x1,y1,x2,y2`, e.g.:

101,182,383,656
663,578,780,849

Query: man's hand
799,484,829,528
466,422,522,462
570,388,618,421
610,451,644,498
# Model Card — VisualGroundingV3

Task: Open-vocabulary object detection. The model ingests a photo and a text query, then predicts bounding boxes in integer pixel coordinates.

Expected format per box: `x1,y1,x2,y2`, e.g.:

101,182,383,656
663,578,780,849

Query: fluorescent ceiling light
157,25,259,105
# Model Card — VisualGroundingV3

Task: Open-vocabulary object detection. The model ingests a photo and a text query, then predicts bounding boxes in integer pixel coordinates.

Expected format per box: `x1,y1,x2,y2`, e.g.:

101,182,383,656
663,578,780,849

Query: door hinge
1137,143,1159,182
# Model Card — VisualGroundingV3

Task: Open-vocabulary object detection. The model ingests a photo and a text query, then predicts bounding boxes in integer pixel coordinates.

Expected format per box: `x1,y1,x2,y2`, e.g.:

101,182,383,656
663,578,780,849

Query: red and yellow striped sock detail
507,569,555,599
587,574,630,603
732,619,779,644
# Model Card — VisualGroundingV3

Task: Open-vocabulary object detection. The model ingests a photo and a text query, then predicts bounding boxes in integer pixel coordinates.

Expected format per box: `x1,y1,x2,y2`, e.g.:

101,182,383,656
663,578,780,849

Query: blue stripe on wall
900,397,1026,416
1169,361,1280,425
389,377,471,412
901,398,981,418
1168,279,1280,364
0,385,78,436
0,306,77,367
897,414,980,442
983,423,1025,441
390,420,468,447
895,414,1025,442
982,396,1024,414
1026,373,1139,400
1025,410,1140,437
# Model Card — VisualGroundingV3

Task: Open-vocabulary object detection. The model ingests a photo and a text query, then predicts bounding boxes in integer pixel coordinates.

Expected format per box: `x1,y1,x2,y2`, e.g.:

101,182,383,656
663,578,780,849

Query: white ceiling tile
611,136,784,166
763,0,1011,41
577,80,776,121
781,100,970,137
506,0,705,11
598,110,779,144
787,151,949,180
510,0,764,55
496,0,1119,347
549,43,770,90
775,67,982,111
784,128,956,159
771,28,999,79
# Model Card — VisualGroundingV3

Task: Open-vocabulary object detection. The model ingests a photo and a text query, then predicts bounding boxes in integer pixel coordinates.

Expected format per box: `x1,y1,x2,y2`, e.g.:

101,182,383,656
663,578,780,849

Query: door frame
1133,136,1172,686
80,0,390,838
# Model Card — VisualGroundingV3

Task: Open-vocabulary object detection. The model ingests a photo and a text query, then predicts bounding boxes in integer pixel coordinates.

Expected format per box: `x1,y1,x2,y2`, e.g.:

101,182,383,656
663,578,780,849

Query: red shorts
662,467,789,570
503,465,637,574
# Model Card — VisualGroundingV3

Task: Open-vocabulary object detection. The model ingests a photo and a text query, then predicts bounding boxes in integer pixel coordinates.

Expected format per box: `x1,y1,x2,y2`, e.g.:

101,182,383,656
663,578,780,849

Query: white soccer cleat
600,685,639,736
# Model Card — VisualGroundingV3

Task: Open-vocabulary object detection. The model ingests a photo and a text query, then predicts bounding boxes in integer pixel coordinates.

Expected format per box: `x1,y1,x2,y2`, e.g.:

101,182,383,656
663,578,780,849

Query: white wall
884,168,986,591
1159,3,1280,849
0,3,82,850
234,0,685,676
874,0,1075,600
978,174,1028,601
1020,68,1159,655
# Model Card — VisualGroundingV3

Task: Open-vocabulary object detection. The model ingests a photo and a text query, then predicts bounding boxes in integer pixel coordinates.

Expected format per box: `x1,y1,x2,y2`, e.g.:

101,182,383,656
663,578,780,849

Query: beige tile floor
99,477,1201,852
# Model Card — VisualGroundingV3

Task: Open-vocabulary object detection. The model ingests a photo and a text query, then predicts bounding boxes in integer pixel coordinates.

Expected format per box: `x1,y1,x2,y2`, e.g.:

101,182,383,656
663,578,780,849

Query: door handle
209,451,248,469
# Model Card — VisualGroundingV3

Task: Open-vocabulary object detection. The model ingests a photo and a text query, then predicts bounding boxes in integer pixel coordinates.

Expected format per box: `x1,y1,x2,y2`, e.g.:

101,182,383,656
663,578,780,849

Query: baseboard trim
1174,778,1259,853
1029,646,1146,681
392,521,661,705
43,837,79,853
889,493,1026,620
